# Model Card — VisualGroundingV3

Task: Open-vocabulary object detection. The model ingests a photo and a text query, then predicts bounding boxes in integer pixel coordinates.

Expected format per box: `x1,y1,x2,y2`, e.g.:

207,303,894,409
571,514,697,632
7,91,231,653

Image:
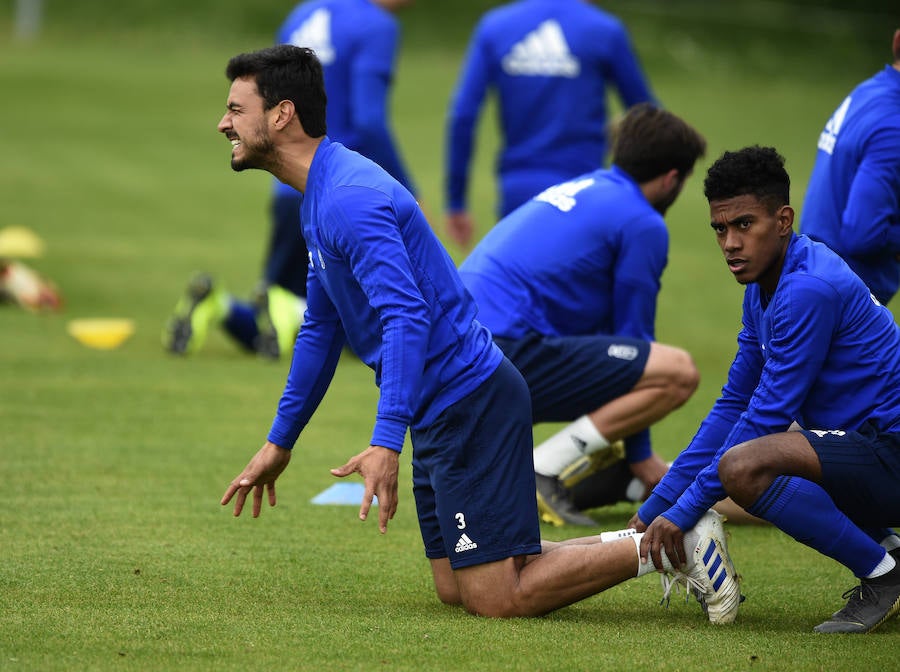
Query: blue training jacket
459,166,669,462
275,0,416,199
800,65,900,304
445,0,655,213
640,235,900,530
267,138,501,453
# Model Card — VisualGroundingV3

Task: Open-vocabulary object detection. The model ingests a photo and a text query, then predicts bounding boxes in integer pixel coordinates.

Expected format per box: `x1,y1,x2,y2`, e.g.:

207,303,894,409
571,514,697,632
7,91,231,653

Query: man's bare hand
331,445,399,534
627,511,647,532
640,516,686,572
221,441,292,517
446,211,475,249
628,453,669,499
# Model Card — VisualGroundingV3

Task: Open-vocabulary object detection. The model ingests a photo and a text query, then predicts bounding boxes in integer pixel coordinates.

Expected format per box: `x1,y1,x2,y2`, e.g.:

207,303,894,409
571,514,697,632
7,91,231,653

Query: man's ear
270,100,296,129
662,168,681,191
777,205,795,235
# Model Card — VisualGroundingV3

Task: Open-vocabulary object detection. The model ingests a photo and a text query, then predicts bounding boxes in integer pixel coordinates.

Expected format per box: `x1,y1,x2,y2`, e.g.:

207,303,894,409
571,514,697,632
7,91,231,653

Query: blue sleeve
839,127,900,254
607,23,657,108
268,270,346,448
638,295,763,524
614,218,666,462
613,219,667,341
624,431,651,463
656,278,840,530
445,24,491,212
613,281,658,341
330,186,431,452
350,20,417,195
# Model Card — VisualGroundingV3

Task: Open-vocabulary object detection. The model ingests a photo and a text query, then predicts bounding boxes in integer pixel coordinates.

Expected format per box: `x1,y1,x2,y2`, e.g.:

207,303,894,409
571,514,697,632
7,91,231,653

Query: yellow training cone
0,226,46,258
67,318,136,350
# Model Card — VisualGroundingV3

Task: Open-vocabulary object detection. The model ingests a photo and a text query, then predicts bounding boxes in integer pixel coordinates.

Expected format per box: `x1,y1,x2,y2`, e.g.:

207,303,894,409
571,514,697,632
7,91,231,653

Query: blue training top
640,234,900,530
800,65,900,304
459,166,667,341
275,0,416,198
459,166,668,462
445,0,655,213
267,138,501,453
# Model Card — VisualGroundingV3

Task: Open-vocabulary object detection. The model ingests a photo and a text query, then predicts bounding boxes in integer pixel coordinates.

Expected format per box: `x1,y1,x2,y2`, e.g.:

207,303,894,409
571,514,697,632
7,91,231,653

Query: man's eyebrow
710,213,754,227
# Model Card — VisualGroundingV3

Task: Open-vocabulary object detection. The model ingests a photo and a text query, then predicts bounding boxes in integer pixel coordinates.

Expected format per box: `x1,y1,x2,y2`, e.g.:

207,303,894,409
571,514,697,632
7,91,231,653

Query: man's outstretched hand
221,441,292,517
331,445,399,534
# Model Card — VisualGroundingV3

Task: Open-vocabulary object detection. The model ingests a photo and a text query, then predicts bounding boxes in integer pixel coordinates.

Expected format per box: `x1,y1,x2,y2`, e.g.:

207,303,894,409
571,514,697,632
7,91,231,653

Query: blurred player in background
444,0,657,248
0,258,61,312
635,146,900,634
459,104,705,526
800,29,900,306
164,0,417,358
218,45,740,623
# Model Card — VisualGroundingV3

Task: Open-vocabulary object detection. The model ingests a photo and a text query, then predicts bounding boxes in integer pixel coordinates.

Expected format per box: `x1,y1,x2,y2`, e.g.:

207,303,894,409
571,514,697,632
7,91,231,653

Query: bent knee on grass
454,556,540,618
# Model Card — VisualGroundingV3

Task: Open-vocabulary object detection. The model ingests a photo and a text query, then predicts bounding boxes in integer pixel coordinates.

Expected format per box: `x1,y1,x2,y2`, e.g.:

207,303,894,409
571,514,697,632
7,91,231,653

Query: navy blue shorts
411,357,542,569
494,332,650,423
802,424,900,526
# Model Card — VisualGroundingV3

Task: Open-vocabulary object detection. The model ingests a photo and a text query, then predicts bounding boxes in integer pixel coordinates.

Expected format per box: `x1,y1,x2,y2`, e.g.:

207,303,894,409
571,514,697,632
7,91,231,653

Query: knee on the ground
460,585,542,618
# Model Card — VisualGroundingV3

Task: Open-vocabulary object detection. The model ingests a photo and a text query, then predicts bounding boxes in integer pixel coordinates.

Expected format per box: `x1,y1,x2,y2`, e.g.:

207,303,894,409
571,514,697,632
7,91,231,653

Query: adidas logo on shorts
455,533,478,553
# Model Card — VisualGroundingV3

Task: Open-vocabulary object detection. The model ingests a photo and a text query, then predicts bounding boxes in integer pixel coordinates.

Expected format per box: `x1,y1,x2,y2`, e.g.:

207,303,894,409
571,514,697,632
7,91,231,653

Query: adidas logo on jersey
502,20,580,78
287,8,335,65
817,95,851,155
455,533,478,553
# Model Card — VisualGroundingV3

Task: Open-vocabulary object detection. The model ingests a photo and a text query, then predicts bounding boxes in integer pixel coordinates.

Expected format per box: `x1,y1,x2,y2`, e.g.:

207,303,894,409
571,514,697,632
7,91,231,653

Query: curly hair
703,146,790,213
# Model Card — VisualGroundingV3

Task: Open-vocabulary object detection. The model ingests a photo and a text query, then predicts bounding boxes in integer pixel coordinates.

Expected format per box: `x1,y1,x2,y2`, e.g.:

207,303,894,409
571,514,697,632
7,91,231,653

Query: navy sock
222,301,258,351
748,475,885,577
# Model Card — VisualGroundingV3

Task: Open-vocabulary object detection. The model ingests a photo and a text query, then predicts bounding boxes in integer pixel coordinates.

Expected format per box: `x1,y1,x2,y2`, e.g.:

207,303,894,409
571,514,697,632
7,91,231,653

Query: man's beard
231,123,275,172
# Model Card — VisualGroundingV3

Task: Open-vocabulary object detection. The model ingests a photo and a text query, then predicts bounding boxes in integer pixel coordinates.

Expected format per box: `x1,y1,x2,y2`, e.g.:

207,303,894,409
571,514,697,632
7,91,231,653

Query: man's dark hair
703,146,790,212
612,103,706,182
226,44,327,137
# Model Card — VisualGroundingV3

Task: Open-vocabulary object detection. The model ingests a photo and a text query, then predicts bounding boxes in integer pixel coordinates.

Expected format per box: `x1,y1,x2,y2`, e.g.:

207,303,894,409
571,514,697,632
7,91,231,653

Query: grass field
2,1,899,670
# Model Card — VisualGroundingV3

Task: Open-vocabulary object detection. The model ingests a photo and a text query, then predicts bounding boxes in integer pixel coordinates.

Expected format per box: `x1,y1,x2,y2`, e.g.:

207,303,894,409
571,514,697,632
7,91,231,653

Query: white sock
625,477,644,502
533,416,609,477
631,528,701,577
866,552,897,579
633,533,678,577
880,533,900,553
600,528,637,543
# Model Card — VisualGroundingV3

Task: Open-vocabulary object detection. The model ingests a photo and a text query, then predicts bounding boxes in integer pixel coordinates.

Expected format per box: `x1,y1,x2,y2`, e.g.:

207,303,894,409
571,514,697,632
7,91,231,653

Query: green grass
2,2,900,670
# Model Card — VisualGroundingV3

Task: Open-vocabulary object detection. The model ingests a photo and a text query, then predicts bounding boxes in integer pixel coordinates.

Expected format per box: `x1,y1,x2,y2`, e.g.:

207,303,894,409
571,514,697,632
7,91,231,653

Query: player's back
800,66,900,300
476,1,652,174
279,0,396,151
459,168,666,339
302,139,501,418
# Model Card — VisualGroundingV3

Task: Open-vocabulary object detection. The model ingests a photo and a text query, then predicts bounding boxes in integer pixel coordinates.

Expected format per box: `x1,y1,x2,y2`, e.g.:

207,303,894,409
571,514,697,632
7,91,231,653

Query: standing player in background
163,0,418,358
458,104,705,526
217,45,741,624
800,29,900,306
634,146,900,634
444,0,656,248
